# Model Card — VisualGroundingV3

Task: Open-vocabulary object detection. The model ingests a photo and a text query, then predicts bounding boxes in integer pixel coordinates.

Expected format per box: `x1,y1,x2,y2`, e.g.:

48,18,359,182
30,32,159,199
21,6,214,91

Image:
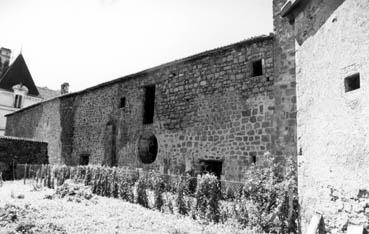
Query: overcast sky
0,0,272,92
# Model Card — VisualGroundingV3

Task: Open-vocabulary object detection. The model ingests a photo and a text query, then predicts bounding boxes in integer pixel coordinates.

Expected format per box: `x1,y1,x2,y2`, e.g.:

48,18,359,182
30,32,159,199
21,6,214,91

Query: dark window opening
79,154,90,165
119,97,126,108
252,156,257,164
143,85,155,124
345,73,360,92
14,95,23,108
252,59,263,77
138,133,158,164
250,152,257,165
200,160,223,179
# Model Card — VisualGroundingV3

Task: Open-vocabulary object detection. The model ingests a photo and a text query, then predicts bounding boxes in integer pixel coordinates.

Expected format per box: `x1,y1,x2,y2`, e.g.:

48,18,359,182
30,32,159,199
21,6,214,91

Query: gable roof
0,54,39,96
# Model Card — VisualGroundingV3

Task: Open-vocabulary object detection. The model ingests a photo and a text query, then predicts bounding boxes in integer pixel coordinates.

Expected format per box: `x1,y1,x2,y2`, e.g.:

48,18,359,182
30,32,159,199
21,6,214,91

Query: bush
176,181,188,215
153,176,165,211
136,177,149,208
234,156,298,233
195,174,221,223
15,221,36,233
17,157,298,232
118,176,134,203
54,179,94,202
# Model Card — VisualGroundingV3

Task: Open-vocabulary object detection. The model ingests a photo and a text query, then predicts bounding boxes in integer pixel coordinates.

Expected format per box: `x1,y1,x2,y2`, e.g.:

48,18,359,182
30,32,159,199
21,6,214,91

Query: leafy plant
195,174,221,223
136,177,149,208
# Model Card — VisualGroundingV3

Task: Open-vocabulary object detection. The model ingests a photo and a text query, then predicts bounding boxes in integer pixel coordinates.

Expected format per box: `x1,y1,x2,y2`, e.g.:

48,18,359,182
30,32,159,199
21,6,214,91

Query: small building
0,50,59,136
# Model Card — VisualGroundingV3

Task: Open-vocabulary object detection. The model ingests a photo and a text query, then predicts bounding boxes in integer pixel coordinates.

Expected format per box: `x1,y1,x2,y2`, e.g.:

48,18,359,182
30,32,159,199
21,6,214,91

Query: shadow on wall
60,97,76,165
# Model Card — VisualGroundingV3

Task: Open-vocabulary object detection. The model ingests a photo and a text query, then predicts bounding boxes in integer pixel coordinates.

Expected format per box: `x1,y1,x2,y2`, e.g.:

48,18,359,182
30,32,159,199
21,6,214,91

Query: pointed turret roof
0,54,39,96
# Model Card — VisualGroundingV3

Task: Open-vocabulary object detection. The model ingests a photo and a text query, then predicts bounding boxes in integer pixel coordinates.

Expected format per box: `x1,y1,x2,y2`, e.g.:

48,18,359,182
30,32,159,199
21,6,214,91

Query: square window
345,73,360,92
79,154,90,165
252,59,263,77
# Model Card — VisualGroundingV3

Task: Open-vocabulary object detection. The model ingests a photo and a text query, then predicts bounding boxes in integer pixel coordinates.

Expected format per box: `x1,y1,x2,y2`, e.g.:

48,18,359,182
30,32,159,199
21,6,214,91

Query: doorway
199,160,223,179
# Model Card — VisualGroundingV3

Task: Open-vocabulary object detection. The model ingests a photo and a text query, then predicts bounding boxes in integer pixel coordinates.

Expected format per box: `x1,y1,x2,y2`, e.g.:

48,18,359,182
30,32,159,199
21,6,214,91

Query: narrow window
143,85,155,124
345,73,360,92
79,154,90,165
119,97,126,108
250,152,257,164
252,155,257,164
252,59,263,77
14,95,23,108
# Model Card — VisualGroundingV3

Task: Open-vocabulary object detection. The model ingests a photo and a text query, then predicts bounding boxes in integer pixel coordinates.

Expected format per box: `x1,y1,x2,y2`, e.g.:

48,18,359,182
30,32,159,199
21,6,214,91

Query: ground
0,181,248,234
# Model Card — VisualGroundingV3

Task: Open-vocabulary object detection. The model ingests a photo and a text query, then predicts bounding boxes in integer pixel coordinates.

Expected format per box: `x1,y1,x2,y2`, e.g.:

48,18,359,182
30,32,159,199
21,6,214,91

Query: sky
0,0,272,92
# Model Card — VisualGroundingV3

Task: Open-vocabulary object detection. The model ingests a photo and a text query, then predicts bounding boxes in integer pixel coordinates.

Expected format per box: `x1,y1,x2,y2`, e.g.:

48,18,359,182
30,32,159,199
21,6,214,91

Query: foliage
153,176,165,211
0,203,67,234
233,156,298,233
15,157,299,232
195,174,221,223
176,181,188,215
53,179,95,203
136,177,149,208
118,175,135,203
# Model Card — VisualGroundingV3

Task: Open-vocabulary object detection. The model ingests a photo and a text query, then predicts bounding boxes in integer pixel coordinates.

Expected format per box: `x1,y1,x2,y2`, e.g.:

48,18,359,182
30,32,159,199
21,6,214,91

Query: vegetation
13,156,298,233
0,181,246,234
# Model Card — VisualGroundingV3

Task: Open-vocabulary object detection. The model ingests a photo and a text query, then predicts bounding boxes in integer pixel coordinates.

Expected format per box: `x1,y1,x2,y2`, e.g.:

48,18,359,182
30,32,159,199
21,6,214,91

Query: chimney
61,82,69,95
0,47,11,77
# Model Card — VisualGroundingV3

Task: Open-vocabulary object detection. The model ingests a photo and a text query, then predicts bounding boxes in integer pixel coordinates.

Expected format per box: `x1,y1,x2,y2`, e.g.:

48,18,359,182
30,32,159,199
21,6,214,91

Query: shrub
235,156,298,233
195,174,221,223
84,167,92,186
185,176,197,195
153,176,165,211
176,181,188,215
136,177,149,208
15,221,36,233
118,176,134,203
54,179,94,202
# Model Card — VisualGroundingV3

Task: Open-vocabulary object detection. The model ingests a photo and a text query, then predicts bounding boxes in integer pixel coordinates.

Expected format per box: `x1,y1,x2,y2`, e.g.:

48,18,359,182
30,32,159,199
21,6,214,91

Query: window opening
143,85,155,124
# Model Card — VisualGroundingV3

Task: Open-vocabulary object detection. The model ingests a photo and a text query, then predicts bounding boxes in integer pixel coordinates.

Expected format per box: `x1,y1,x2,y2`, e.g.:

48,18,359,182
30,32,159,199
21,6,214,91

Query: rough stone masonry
4,0,296,182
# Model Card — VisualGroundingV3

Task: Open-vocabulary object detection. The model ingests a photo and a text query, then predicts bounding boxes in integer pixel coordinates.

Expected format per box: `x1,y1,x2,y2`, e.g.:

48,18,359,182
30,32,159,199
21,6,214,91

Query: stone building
0,51,60,136
282,0,369,232
4,0,296,182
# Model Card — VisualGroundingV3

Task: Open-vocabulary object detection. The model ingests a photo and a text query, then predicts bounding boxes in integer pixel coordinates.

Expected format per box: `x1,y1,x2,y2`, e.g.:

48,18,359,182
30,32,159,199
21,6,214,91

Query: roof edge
280,0,303,17
0,135,47,143
6,34,274,117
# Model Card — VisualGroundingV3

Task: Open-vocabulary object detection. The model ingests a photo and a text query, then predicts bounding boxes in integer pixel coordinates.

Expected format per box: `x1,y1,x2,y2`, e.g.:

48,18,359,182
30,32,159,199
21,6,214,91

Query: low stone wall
0,136,48,180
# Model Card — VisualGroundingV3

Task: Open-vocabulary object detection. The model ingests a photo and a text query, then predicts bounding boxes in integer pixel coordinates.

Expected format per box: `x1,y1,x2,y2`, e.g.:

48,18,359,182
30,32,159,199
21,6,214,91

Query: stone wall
6,36,279,181
272,0,297,158
292,0,369,232
0,136,48,180
5,98,63,164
